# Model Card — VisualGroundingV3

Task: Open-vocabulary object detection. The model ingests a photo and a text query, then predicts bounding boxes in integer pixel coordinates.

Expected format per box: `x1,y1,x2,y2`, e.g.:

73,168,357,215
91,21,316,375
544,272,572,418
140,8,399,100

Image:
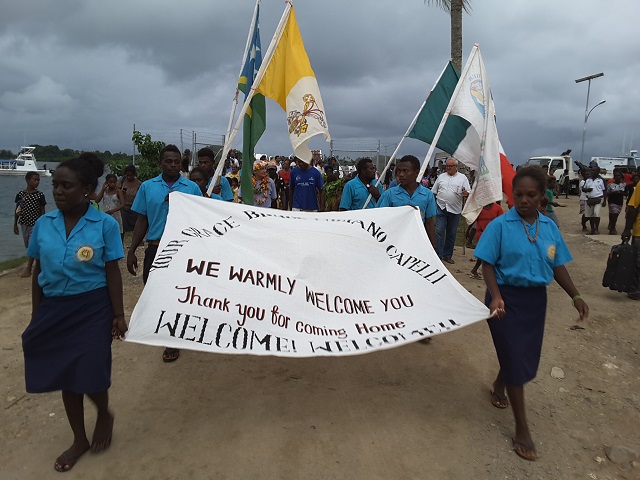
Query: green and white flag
408,47,505,222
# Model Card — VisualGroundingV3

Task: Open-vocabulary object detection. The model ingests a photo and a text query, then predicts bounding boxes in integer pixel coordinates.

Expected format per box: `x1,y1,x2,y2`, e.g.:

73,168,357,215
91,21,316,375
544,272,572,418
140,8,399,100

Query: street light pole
582,100,606,162
575,72,604,164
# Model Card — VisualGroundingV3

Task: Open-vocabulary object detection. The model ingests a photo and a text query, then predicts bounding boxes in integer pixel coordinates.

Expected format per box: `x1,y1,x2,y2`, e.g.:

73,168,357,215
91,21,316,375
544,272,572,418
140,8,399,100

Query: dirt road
1,197,638,480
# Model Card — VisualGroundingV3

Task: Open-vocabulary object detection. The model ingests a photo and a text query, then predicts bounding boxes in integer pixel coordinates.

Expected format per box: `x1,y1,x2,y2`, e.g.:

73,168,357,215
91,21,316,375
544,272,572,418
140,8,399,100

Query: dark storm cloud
0,0,638,163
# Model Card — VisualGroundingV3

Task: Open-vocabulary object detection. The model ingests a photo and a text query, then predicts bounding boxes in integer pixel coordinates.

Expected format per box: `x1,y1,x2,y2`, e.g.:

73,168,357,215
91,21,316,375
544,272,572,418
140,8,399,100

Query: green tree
0,149,16,159
425,0,471,72
109,131,164,181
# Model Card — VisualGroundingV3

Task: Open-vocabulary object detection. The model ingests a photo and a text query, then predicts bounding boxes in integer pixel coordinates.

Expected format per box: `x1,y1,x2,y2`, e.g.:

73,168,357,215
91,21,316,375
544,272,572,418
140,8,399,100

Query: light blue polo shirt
206,176,234,202
474,207,573,287
132,174,202,240
376,184,437,221
28,206,124,297
339,176,384,210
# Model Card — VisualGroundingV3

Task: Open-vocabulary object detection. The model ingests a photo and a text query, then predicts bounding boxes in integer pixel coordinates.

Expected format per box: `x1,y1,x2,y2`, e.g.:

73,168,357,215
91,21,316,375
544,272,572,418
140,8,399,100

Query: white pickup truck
524,154,580,194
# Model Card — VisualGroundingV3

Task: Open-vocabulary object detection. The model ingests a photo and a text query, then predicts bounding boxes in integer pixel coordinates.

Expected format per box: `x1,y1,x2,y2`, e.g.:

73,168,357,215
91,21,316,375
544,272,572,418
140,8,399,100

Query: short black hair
124,164,137,175
160,144,180,161
197,147,215,161
356,158,373,174
512,165,547,194
25,171,39,180
105,173,117,182
397,155,420,172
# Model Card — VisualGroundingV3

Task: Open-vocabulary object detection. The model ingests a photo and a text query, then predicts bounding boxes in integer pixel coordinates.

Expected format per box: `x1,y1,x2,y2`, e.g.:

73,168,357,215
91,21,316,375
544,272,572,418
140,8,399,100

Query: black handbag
587,196,602,206
602,241,636,292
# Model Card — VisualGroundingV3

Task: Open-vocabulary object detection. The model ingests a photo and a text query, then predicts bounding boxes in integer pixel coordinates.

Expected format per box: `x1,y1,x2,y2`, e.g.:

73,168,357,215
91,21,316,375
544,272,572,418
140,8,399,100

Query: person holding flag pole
208,1,331,198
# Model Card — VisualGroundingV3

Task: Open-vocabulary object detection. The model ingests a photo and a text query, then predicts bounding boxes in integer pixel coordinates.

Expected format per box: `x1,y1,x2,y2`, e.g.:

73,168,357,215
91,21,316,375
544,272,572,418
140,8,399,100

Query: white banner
126,193,489,357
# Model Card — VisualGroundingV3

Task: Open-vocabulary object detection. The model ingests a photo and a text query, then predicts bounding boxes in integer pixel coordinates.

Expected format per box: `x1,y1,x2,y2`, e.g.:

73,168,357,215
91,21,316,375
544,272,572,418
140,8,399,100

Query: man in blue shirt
197,148,234,201
377,155,436,247
127,144,202,363
289,157,325,211
339,158,383,210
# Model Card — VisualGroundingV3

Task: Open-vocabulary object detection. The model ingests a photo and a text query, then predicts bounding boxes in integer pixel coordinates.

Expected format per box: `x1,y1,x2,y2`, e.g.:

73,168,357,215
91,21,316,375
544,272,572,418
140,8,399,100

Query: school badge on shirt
76,246,94,262
547,245,556,261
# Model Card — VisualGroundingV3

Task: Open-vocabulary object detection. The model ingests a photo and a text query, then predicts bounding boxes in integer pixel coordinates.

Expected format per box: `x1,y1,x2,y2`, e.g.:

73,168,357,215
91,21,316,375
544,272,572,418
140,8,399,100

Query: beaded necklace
521,216,539,242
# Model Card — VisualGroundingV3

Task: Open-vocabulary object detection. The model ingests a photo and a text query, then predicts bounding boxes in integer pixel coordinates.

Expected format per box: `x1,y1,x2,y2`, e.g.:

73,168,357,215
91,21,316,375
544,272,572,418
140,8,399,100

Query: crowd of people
11,145,640,471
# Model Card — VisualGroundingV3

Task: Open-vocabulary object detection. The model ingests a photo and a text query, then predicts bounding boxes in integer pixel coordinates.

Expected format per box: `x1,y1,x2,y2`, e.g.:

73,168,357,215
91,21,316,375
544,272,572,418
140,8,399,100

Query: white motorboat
0,147,51,176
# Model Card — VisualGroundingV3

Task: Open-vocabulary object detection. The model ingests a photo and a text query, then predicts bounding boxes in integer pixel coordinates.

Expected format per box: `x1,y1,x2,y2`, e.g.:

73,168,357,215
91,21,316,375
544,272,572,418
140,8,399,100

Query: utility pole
575,72,604,164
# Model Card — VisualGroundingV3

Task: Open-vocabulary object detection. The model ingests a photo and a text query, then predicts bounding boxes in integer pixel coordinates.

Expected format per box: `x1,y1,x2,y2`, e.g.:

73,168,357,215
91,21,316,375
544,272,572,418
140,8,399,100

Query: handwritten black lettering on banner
150,240,189,272
126,193,489,357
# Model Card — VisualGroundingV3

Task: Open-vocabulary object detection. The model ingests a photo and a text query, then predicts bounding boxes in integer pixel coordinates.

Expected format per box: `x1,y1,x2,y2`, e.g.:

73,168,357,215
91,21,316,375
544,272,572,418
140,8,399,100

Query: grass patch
0,256,27,272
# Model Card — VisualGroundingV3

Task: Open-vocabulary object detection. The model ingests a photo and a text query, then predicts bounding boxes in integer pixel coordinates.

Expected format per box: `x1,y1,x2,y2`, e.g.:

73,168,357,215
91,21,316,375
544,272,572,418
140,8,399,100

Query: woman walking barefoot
474,166,588,461
22,156,126,472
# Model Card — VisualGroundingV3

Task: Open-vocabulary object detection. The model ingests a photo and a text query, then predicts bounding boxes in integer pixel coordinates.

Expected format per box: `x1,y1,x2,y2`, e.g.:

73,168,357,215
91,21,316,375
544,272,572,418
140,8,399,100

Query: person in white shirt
582,168,607,235
431,157,470,263
582,167,606,235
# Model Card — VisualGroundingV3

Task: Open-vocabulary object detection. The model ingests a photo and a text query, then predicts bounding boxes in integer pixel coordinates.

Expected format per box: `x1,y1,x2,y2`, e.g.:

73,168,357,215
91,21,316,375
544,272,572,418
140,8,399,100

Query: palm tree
425,0,471,72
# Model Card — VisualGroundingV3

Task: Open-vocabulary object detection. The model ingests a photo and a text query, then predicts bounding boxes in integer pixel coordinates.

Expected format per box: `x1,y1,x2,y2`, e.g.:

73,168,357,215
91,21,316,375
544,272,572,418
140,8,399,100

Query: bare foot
54,440,90,472
20,268,31,278
91,412,114,452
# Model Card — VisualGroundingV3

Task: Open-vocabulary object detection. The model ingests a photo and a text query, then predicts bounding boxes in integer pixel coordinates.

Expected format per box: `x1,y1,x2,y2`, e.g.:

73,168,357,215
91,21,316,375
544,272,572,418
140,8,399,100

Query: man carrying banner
377,155,436,247
431,156,470,263
197,148,234,202
339,158,382,210
126,145,202,363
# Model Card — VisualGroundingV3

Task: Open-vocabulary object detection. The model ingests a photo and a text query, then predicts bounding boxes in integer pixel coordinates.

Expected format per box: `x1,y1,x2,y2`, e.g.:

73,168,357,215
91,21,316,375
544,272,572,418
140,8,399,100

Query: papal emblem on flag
288,93,327,137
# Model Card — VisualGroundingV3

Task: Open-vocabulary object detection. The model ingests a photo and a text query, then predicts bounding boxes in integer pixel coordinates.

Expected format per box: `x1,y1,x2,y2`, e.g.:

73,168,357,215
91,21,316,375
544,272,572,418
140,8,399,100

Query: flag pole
361,100,426,208
224,0,260,147
362,61,452,209
415,44,480,181
208,2,293,196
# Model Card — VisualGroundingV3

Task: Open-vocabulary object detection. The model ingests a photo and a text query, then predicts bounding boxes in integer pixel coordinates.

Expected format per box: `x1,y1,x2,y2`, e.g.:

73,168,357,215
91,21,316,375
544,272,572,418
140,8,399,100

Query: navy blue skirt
22,287,113,394
485,285,547,386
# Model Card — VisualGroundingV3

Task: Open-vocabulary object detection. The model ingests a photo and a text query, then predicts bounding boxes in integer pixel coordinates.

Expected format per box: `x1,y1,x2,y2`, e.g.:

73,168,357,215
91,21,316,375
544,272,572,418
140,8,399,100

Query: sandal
162,348,180,363
512,438,537,461
490,390,509,409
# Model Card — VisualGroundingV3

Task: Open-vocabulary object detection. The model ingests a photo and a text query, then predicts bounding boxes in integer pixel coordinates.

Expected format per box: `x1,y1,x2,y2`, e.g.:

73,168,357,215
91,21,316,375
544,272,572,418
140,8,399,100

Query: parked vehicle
590,157,629,180
524,153,579,194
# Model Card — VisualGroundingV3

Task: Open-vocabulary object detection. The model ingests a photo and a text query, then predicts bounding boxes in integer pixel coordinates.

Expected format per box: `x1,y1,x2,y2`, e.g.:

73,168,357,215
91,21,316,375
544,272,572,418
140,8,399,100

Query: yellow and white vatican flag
210,3,330,192
254,4,330,162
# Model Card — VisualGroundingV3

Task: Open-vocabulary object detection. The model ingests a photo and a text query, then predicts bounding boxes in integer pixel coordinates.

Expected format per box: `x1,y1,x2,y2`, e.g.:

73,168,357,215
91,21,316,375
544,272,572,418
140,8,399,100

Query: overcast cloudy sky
1,0,638,165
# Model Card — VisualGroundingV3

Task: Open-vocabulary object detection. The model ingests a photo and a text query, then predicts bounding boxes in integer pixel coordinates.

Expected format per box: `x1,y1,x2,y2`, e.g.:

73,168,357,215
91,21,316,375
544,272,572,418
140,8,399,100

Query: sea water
0,164,55,262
